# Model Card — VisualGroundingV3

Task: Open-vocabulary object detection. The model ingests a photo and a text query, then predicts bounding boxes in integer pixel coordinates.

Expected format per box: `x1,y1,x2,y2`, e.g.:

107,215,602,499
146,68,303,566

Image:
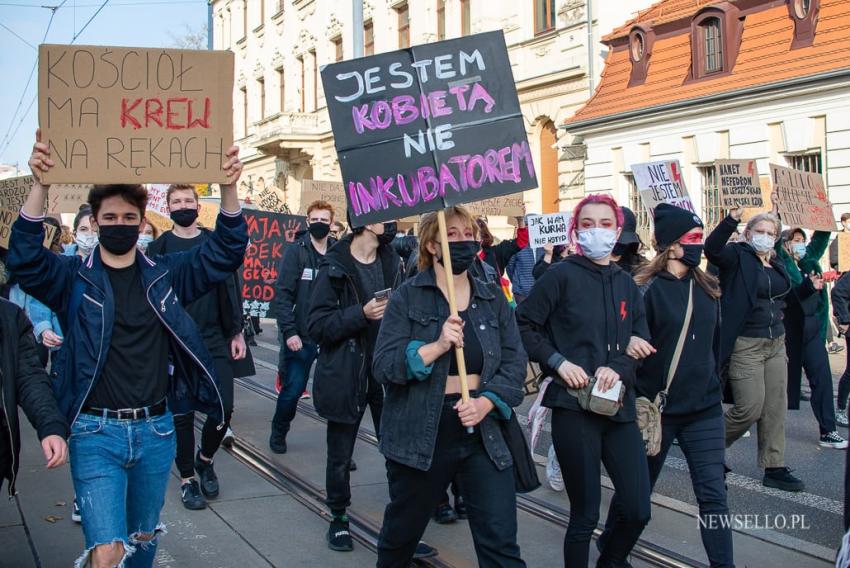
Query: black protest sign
321,31,537,227
241,210,306,319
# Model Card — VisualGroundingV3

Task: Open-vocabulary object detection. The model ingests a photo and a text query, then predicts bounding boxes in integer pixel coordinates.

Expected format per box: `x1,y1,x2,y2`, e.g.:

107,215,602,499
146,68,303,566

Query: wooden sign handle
437,210,474,434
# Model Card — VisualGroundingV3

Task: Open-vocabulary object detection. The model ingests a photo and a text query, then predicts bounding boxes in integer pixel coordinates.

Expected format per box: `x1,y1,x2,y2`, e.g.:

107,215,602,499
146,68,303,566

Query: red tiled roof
604,0,727,41
566,0,850,127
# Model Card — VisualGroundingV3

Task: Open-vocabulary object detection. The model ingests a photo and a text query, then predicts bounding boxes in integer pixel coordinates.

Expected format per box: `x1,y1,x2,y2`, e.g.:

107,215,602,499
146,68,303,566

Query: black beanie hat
654,203,703,248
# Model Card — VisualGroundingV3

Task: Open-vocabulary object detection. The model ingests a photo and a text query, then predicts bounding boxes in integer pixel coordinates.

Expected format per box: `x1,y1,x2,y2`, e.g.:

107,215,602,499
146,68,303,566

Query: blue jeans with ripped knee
70,410,176,568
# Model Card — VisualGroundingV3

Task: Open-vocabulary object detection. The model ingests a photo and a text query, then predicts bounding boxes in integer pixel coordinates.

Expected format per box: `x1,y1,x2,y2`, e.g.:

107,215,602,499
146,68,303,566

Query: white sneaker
221,426,235,448
546,445,564,492
819,431,848,449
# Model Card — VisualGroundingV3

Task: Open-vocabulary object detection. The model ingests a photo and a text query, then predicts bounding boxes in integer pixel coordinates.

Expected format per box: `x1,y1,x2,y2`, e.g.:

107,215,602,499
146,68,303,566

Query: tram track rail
194,414,457,568
234,375,706,568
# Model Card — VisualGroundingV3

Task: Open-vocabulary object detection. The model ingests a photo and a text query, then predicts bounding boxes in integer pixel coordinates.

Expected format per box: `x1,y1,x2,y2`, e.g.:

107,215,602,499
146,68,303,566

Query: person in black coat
603,204,733,567
307,220,404,552
475,214,528,278
269,201,336,454
705,208,808,492
0,297,69,495
517,194,651,568
833,271,850,530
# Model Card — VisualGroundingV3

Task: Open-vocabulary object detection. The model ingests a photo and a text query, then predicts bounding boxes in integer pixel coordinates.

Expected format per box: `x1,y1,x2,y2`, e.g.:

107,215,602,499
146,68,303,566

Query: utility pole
353,0,363,58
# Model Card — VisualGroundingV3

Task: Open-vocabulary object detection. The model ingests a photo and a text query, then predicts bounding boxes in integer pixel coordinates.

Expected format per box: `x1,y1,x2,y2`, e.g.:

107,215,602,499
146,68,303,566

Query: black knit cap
653,203,704,248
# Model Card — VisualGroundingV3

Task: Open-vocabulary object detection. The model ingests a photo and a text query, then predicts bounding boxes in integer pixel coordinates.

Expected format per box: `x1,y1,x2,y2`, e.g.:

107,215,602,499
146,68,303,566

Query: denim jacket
372,267,527,472
8,284,63,347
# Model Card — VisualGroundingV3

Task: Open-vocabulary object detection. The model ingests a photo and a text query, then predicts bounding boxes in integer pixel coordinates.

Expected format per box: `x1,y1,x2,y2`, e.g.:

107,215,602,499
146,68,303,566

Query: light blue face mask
137,234,154,252
748,233,775,254
791,242,807,259
577,228,618,260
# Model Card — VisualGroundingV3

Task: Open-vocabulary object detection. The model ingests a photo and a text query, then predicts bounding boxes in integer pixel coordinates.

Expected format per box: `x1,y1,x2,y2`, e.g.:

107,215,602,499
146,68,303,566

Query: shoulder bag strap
660,279,694,404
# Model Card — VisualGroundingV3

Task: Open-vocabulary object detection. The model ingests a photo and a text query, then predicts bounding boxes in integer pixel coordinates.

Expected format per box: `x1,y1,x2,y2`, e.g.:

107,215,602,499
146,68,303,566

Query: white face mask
577,228,618,260
137,234,154,252
748,233,775,254
75,232,98,254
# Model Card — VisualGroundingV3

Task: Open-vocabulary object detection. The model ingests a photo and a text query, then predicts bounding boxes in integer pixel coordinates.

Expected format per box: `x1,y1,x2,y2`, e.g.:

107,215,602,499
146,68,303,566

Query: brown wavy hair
418,206,479,272
634,243,721,300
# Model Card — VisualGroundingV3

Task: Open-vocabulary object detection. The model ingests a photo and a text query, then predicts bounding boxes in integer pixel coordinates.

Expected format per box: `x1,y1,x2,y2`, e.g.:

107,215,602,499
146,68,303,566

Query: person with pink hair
516,194,654,567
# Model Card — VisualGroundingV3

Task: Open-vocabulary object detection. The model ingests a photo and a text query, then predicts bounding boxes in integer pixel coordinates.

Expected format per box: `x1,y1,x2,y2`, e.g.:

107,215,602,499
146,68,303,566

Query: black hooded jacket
516,255,649,422
307,235,404,423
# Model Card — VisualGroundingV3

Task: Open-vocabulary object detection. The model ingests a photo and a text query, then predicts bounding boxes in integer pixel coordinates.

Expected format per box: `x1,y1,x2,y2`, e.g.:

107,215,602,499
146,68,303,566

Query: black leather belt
81,399,167,420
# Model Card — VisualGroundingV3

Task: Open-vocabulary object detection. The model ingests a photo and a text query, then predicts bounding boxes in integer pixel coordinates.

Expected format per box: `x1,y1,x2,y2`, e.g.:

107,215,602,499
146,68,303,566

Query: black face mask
438,240,480,275
308,221,331,240
680,244,704,268
99,224,140,256
170,208,199,228
377,222,397,246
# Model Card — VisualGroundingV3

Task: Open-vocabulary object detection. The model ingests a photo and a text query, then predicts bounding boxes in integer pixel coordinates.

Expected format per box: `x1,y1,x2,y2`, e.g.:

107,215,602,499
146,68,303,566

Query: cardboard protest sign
321,30,537,228
241,210,306,319
256,185,290,214
0,208,56,249
38,44,234,184
0,175,35,210
466,194,525,218
1,174,92,214
527,212,570,250
299,179,347,219
630,160,696,217
716,159,763,209
769,163,835,232
837,233,850,272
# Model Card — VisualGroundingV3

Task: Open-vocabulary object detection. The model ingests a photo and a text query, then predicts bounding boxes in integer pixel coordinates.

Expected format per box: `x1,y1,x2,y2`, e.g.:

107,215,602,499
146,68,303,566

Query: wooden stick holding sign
436,210,474,433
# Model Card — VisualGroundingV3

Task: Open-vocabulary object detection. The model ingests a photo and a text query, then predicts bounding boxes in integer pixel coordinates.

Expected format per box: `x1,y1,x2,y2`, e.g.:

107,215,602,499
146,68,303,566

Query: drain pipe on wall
586,0,594,95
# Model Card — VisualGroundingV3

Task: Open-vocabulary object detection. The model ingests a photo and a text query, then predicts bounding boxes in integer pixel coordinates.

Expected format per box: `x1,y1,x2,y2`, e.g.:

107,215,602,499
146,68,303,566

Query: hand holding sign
29,129,54,185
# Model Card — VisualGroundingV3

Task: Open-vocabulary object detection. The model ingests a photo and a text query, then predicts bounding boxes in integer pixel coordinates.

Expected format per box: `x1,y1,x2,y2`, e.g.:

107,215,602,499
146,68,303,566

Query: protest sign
630,160,695,217
769,163,835,232
0,208,56,249
837,233,850,272
1,174,92,214
321,30,536,228
527,212,570,250
256,185,290,214
38,44,234,184
299,179,347,219
241,210,306,319
466,194,525,219
146,184,170,216
716,159,763,209
0,175,34,210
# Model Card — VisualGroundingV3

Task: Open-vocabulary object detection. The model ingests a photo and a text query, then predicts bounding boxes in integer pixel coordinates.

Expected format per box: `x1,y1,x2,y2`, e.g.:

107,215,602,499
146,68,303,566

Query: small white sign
527,212,571,251
592,379,623,402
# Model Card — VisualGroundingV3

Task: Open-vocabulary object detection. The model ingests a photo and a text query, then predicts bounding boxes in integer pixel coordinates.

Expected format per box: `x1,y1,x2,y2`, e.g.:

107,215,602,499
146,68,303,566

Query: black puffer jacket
0,298,68,495
307,236,404,423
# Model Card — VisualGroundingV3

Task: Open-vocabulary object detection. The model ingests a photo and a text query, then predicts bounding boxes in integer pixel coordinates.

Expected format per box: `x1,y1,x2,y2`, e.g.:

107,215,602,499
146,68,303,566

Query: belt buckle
116,408,138,420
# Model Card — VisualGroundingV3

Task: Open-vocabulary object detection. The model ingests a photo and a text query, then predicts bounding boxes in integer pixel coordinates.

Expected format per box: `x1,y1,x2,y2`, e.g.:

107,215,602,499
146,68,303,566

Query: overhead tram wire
0,0,110,161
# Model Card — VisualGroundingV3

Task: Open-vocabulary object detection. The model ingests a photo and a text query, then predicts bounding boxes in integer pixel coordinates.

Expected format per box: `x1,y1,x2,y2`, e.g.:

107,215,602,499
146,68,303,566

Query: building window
535,0,556,35
298,56,305,112
787,152,823,173
332,35,343,62
700,166,724,232
310,49,318,111
276,67,285,112
631,34,645,61
397,3,410,49
788,0,820,48
794,0,812,18
240,86,248,136
364,20,375,55
437,0,446,41
701,18,723,73
257,78,265,120
461,0,470,36
626,174,652,246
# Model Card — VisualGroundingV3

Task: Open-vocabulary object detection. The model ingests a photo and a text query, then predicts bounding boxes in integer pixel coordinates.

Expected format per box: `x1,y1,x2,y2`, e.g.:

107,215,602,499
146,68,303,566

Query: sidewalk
1,416,375,568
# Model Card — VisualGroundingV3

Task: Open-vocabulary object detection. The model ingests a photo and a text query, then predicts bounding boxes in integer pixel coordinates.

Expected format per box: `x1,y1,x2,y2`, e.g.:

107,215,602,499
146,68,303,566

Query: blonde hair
417,206,480,271
744,212,780,238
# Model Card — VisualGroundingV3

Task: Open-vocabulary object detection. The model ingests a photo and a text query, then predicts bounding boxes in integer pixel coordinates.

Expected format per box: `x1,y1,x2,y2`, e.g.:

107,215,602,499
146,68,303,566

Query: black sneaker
327,516,353,551
454,495,467,520
195,450,220,498
269,431,287,454
763,467,805,492
348,459,357,472
413,542,437,559
181,479,207,510
819,431,848,449
433,501,458,524
71,498,82,523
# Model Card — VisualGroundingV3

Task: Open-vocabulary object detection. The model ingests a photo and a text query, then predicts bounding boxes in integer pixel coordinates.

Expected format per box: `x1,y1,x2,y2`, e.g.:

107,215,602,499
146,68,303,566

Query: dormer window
628,26,654,87
701,17,723,73
788,0,820,49
690,6,742,81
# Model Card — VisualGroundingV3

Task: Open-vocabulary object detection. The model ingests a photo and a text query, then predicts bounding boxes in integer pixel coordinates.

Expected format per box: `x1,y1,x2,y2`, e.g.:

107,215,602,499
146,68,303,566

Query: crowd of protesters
4,128,850,568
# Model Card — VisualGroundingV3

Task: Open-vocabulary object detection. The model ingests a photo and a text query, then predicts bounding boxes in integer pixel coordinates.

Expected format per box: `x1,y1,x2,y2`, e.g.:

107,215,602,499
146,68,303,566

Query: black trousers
377,397,525,568
786,315,837,434
174,354,234,479
838,335,850,411
326,376,383,513
552,408,651,567
603,412,733,567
